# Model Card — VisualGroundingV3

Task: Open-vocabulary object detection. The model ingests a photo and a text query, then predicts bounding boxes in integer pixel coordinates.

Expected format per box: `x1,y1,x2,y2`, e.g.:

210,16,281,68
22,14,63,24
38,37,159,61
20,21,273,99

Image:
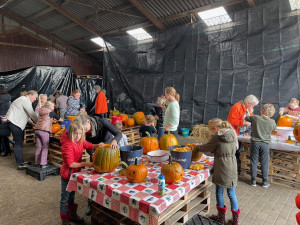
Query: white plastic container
147,150,169,163
276,127,294,138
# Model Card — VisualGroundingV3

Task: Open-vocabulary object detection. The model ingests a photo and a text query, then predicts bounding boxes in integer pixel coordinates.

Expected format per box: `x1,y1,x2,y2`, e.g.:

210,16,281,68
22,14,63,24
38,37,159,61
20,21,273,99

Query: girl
59,121,101,225
34,101,63,168
279,98,300,125
35,94,47,114
196,119,240,225
138,115,157,137
65,89,81,119
114,121,128,148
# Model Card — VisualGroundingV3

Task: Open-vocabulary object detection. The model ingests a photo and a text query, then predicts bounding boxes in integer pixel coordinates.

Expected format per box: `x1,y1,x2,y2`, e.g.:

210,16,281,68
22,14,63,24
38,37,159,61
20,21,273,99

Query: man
94,85,108,118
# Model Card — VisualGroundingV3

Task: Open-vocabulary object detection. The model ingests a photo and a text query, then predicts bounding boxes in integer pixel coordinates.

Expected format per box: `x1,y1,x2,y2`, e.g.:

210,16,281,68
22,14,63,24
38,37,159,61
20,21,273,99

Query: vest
34,108,53,133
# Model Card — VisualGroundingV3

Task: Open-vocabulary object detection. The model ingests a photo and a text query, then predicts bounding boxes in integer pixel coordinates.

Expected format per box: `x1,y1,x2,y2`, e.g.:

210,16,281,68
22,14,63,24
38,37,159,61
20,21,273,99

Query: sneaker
262,182,270,188
23,161,32,165
40,164,49,169
17,164,27,170
251,180,256,187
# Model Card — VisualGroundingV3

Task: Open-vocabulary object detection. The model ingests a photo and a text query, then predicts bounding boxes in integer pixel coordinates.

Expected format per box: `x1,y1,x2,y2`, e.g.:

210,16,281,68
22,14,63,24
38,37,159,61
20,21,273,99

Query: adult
0,85,12,157
65,89,81,119
6,90,38,170
55,91,68,119
159,87,180,138
227,94,259,175
94,85,108,118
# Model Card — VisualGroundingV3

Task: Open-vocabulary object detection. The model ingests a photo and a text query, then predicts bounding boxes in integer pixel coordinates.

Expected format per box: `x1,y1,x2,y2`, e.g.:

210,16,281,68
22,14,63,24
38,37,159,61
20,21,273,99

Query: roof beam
26,2,68,21
128,0,166,30
247,0,256,7
0,0,16,8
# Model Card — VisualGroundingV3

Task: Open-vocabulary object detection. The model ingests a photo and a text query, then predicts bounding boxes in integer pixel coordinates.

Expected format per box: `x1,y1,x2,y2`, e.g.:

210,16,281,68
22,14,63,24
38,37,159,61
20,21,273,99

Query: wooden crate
122,125,141,145
24,127,35,144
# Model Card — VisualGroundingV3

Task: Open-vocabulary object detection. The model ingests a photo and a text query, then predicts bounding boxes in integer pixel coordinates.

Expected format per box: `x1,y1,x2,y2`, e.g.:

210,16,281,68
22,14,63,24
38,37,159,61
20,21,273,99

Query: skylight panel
197,7,232,27
127,28,152,41
91,37,111,47
289,0,300,10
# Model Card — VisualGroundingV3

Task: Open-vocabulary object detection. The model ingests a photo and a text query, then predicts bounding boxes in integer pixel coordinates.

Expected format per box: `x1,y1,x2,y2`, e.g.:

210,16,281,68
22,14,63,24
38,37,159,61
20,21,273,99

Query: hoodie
0,94,11,116
196,128,238,189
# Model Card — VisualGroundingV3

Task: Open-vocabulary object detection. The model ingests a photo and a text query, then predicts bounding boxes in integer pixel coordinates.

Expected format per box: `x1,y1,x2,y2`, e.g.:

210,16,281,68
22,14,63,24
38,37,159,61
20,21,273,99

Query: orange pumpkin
52,122,61,134
295,120,300,128
187,143,203,161
139,131,159,154
121,114,129,124
294,124,300,142
93,145,120,173
296,193,300,209
125,157,148,183
133,112,145,125
277,116,292,127
161,154,184,184
159,131,178,150
127,118,135,126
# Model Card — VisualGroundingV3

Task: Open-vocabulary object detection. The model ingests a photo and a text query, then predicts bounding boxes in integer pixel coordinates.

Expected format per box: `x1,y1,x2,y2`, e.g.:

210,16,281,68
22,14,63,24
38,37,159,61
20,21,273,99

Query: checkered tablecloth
67,156,211,225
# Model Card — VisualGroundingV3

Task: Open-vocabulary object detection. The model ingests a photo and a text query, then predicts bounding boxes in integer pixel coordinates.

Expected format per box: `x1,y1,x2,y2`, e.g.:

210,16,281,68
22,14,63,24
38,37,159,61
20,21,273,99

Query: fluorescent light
127,28,152,41
289,0,300,10
197,7,232,27
91,37,111,47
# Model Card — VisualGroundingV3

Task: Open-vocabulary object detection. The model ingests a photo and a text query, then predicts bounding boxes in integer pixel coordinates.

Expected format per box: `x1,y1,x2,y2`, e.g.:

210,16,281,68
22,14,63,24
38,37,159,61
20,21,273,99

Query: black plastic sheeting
103,0,300,129
0,66,102,115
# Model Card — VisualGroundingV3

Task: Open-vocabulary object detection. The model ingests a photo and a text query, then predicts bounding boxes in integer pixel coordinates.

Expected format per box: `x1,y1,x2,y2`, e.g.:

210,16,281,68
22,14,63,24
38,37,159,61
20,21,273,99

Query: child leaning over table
138,115,157,137
245,104,276,188
114,121,128,148
279,98,300,124
59,121,101,224
196,119,240,225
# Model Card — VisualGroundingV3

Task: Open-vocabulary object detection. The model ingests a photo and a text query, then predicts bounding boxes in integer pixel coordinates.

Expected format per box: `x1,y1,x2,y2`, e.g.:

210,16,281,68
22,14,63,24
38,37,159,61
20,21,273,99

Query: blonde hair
208,118,234,130
165,87,180,102
67,121,86,143
38,94,47,107
114,121,122,132
289,98,299,105
74,112,90,126
261,104,275,117
72,89,81,96
43,101,54,109
94,85,101,92
244,95,259,106
102,89,106,95
145,115,154,123
20,90,38,97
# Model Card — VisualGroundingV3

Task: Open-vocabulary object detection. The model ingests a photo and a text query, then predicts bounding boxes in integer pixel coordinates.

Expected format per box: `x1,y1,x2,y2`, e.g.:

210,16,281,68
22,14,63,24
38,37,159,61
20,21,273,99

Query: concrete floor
0,136,298,225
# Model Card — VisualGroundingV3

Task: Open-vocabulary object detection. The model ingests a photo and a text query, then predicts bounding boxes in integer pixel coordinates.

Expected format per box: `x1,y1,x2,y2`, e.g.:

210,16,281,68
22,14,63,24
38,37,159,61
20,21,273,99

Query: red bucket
111,116,123,125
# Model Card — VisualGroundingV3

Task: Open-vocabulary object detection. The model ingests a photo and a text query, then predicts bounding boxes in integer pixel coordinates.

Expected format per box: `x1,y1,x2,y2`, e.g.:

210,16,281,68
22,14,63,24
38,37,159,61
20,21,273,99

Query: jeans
216,185,238,211
60,177,75,214
99,113,105,118
250,141,270,182
157,128,165,141
9,123,24,165
59,108,67,120
169,130,178,138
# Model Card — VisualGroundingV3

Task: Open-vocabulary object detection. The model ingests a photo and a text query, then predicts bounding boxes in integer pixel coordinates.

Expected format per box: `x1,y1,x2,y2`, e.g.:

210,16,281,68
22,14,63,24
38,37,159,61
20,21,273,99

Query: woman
65,89,81,119
6,90,38,170
159,87,180,138
55,91,68,119
0,85,12,157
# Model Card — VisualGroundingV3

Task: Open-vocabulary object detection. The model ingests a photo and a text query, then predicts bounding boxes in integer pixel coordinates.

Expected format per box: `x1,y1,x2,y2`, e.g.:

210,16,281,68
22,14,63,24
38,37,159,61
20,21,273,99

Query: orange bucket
68,116,77,123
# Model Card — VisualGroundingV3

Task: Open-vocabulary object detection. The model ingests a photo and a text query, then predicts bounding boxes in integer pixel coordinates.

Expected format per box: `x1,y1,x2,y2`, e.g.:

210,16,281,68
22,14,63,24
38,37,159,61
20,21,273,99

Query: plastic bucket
180,128,190,137
59,119,71,131
111,116,123,125
119,145,143,165
169,145,192,169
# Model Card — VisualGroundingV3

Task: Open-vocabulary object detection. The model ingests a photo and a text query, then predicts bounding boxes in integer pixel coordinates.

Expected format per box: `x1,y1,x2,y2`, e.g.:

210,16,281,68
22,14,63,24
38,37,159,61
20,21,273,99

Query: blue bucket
169,145,192,169
119,145,143,165
180,128,190,137
59,119,71,131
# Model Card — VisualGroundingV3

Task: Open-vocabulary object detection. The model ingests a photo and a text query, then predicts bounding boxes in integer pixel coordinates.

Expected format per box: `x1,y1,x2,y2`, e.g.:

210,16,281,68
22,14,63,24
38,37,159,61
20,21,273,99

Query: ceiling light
91,37,111,47
197,7,232,27
127,28,152,41
289,0,300,10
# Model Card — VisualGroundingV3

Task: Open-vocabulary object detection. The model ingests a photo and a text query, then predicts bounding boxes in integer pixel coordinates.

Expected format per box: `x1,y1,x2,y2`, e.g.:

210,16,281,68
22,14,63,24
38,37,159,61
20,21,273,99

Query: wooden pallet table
24,127,35,144
122,125,141,145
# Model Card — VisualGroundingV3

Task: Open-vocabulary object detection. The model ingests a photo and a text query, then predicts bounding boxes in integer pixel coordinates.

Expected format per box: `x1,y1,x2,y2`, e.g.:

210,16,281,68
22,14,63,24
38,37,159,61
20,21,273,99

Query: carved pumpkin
294,124,300,142
161,154,184,184
127,118,135,126
296,193,300,209
159,131,178,150
187,144,203,161
93,146,120,173
113,107,120,116
52,122,61,134
121,114,129,124
125,157,148,183
133,112,145,125
277,116,292,127
139,131,159,154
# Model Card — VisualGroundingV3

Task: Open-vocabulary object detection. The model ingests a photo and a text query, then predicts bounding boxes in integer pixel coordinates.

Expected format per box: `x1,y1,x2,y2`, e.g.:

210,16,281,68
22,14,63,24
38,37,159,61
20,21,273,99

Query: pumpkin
161,154,184,184
113,107,120,116
68,116,77,123
187,143,203,161
277,116,292,127
121,114,129,124
296,193,300,209
55,127,65,135
125,157,148,183
159,131,178,150
139,131,159,154
294,123,300,142
286,136,295,144
93,146,120,173
133,112,145,125
295,120,300,128
127,118,135,126
189,163,204,170
52,122,61,134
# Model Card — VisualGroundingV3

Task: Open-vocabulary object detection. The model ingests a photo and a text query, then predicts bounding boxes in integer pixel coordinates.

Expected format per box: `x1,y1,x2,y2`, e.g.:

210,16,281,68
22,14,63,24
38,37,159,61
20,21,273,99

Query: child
59,121,100,224
35,94,47,114
279,98,300,124
34,101,63,168
114,121,128,148
138,115,157,137
245,104,276,188
196,119,240,225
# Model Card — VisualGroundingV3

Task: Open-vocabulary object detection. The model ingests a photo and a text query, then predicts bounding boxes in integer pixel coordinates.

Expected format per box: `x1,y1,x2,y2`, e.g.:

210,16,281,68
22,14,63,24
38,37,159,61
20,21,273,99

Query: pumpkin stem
288,136,292,141
146,131,151,138
120,161,128,169
134,157,139,166
167,130,170,135
169,154,172,165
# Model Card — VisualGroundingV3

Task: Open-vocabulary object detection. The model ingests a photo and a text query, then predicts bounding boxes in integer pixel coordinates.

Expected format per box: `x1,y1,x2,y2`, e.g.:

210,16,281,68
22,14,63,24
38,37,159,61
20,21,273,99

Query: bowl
119,145,143,165
147,150,169,163
169,145,192,169
276,127,294,138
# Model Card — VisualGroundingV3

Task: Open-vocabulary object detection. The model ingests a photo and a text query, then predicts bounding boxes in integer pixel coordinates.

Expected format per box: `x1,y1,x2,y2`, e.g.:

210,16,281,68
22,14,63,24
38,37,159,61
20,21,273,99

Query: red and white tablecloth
67,157,211,225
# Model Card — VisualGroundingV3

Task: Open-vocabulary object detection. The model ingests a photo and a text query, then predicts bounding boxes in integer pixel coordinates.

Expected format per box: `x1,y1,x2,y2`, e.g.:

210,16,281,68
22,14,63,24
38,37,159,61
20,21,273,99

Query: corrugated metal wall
0,31,102,75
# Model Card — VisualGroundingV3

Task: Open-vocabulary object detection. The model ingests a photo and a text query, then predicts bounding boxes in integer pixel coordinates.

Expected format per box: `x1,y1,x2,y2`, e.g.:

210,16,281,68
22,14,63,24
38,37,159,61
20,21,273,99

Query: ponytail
165,87,180,102
175,93,180,102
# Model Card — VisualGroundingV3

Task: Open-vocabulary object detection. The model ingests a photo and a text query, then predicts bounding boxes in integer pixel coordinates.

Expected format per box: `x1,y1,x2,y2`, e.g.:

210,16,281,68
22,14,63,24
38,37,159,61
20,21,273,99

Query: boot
67,203,85,224
60,212,71,225
209,205,227,225
230,209,241,225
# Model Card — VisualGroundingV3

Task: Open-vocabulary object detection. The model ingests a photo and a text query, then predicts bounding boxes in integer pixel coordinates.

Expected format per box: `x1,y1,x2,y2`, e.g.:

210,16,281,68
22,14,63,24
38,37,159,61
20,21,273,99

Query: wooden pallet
24,128,35,144
122,126,141,145
76,75,101,79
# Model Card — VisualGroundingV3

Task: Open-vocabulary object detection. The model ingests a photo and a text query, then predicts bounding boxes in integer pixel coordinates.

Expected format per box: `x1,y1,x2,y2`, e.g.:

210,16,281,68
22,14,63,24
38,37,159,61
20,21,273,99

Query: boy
245,104,276,188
